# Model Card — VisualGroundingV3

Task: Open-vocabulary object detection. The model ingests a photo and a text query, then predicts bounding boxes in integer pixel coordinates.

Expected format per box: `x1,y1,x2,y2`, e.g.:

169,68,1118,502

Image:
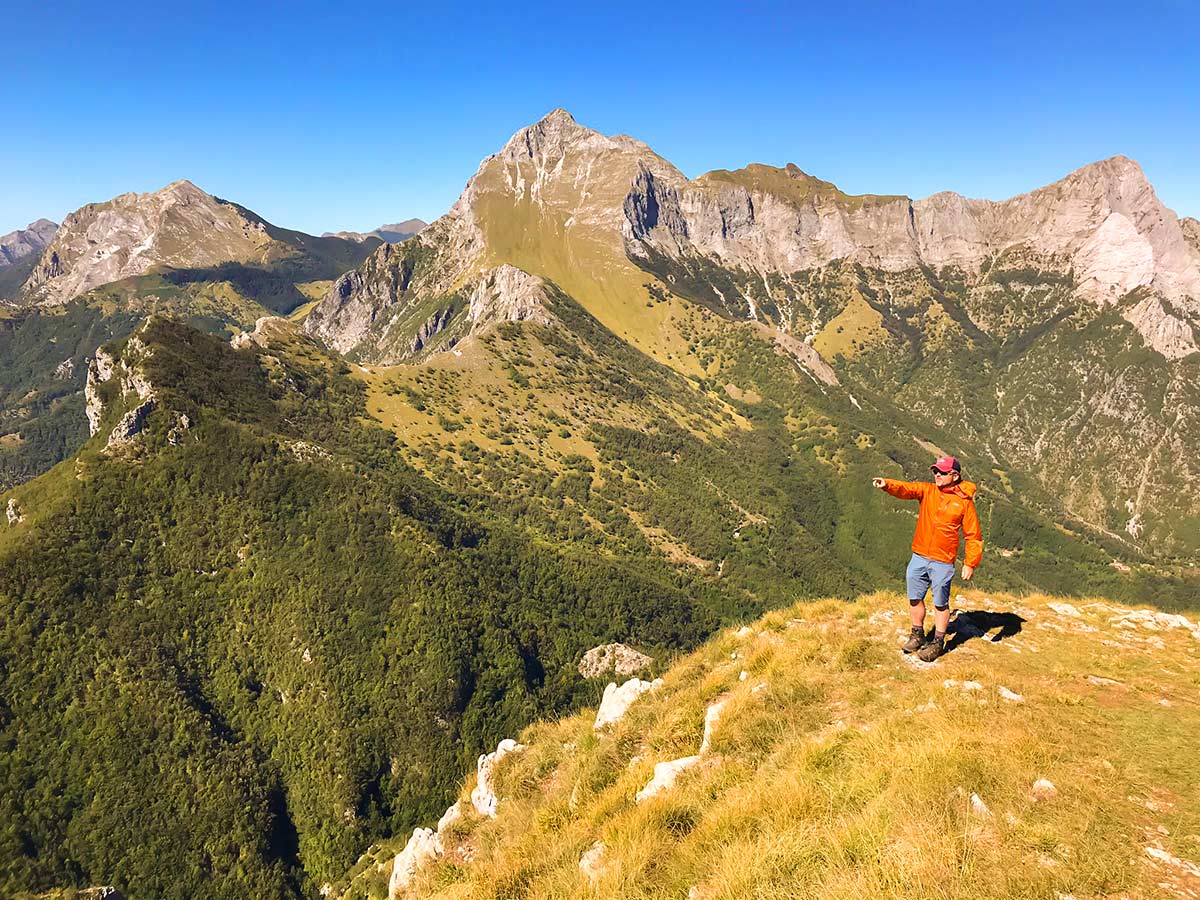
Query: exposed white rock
106,399,156,448
1047,602,1083,618
699,698,728,754
1108,608,1199,639
436,802,463,836
1144,843,1200,878
594,677,662,731
943,679,984,693
1030,779,1058,802
579,840,606,883
636,755,702,802
467,265,554,330
578,643,653,679
231,316,287,350
6,498,24,525
969,793,992,819
387,827,443,898
470,738,525,818
53,357,75,379
998,686,1024,703
85,349,117,436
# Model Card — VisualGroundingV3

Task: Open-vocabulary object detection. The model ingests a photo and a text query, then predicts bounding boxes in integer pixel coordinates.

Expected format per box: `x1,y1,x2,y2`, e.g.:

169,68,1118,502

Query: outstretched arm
872,478,928,501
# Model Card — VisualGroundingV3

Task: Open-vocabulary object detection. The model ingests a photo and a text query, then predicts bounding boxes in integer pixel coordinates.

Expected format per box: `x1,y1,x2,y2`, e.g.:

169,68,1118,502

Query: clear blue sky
4,0,1198,235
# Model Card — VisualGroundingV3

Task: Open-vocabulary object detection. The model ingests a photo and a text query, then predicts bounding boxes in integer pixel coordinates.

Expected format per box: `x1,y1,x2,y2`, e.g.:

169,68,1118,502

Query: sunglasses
930,468,956,476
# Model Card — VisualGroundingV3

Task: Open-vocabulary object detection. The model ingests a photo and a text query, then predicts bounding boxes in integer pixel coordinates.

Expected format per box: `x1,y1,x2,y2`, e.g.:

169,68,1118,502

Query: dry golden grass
346,590,1200,900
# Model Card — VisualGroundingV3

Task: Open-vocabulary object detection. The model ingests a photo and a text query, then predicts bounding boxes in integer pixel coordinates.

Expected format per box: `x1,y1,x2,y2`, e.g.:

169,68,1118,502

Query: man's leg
918,563,955,661
903,555,932,652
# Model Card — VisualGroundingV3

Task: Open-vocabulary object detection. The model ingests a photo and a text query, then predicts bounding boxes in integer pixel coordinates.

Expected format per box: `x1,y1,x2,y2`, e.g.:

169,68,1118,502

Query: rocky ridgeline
353,591,1200,899
20,180,276,306
305,260,556,364
83,320,190,452
308,109,1200,364
0,217,57,269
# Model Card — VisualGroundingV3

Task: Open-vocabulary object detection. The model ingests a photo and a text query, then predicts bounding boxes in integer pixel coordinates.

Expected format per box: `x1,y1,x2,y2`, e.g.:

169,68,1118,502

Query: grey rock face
578,643,653,679
106,399,156,447
624,155,1200,358
21,180,273,306
0,218,57,269
411,307,453,353
466,265,554,330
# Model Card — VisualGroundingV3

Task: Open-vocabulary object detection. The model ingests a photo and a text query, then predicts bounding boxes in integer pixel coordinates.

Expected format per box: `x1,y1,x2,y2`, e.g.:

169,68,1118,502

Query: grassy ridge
370,590,1200,900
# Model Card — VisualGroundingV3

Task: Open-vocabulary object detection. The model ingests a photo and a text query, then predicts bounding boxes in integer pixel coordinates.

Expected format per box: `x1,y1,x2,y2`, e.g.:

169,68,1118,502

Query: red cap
930,455,961,473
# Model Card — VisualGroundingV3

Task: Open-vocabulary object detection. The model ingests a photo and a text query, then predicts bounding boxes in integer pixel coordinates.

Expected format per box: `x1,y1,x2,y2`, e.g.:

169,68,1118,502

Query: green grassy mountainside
1,300,1195,899
351,590,1200,900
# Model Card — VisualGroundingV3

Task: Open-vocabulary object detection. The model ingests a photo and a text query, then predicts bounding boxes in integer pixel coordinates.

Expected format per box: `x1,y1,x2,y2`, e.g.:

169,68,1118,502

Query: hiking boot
901,630,928,654
917,635,945,662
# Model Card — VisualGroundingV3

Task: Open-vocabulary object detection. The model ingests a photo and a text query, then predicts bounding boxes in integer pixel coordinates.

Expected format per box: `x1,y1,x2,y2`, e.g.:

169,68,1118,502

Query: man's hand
871,477,886,489
961,564,975,581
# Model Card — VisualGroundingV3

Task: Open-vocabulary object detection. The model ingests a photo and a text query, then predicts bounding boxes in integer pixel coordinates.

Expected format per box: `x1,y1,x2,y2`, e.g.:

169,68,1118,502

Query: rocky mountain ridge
300,109,1200,557
309,110,1200,364
18,180,379,309
0,217,57,269
20,180,278,305
324,219,429,243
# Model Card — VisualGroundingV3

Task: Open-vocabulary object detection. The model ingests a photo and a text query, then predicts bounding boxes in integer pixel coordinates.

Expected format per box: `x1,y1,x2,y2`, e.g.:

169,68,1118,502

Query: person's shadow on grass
943,609,1026,654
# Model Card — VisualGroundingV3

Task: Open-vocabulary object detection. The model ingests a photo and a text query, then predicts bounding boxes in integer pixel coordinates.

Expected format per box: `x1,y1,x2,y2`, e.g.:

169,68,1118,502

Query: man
871,456,983,662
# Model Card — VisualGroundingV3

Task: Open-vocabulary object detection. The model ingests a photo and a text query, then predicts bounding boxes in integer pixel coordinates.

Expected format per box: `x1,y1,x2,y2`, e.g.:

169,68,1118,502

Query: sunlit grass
342,589,1200,899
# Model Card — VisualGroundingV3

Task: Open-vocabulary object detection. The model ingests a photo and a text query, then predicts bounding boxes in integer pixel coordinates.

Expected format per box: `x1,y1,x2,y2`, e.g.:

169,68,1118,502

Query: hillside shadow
943,609,1026,654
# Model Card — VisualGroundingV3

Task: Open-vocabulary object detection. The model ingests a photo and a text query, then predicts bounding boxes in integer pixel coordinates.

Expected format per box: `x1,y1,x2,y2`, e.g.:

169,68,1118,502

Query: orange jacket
883,479,983,568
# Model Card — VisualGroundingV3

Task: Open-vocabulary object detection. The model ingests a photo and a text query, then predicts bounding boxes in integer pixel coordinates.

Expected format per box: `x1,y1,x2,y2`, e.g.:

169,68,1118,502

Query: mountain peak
539,107,577,127
499,107,602,160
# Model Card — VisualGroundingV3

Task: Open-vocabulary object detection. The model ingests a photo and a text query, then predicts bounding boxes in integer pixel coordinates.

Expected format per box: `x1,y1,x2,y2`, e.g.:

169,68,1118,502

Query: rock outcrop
578,643,653,679
470,738,525,818
593,677,662,731
6,497,23,524
467,265,554,330
84,325,160,449
387,828,443,899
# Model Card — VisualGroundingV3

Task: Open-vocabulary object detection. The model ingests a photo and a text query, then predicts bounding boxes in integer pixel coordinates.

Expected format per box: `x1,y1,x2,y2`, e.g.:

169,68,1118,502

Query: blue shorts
906,553,955,610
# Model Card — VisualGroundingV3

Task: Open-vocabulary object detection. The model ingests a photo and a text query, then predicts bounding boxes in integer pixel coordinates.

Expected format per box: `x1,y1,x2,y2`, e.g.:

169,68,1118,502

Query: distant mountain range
0,217,57,269
322,219,428,244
